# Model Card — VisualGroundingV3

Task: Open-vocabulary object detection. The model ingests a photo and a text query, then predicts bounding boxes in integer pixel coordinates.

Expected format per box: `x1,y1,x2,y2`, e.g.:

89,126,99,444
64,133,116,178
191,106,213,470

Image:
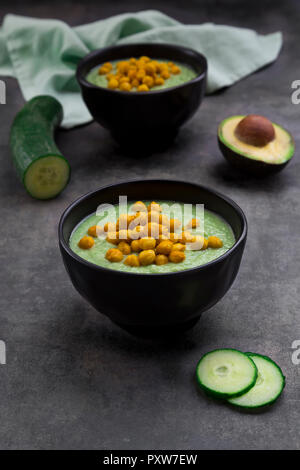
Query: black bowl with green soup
59,180,247,336
76,43,207,150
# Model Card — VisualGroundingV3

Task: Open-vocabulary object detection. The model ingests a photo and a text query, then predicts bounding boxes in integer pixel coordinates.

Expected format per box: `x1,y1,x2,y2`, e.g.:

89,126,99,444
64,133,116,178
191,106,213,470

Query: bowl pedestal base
113,315,201,338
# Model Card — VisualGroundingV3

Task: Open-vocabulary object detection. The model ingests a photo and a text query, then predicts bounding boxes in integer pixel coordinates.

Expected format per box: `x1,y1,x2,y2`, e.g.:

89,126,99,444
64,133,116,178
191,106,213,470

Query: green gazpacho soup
69,200,235,274
86,57,197,92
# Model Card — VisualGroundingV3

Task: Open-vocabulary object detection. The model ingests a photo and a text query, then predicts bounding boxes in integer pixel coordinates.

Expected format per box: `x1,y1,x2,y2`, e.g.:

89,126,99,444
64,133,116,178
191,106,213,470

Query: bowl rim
76,42,207,96
58,178,247,278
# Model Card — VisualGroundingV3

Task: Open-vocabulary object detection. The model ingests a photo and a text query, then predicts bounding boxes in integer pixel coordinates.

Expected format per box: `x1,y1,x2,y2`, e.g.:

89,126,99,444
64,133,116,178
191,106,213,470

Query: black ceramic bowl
76,43,207,149
58,180,247,336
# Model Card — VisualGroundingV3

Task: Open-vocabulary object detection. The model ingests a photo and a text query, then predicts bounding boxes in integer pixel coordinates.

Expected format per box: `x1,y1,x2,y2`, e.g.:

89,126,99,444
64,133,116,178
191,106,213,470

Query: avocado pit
235,114,275,147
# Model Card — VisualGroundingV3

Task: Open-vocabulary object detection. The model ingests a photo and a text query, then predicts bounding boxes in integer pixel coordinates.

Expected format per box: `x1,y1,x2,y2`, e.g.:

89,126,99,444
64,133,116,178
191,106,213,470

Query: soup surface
86,59,197,91
69,200,235,273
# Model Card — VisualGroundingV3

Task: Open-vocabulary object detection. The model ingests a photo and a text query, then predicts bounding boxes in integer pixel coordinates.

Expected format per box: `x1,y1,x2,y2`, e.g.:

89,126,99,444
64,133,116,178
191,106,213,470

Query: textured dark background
0,0,299,450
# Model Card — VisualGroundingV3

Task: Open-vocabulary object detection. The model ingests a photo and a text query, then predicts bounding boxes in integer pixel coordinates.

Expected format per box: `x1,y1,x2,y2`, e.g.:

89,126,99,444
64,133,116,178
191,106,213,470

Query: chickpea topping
168,232,180,243
78,236,95,250
156,240,173,255
134,211,148,225
161,70,170,80
131,201,147,212
171,65,181,75
169,218,181,232
172,243,186,252
106,231,119,245
88,225,104,237
187,236,208,251
139,237,156,250
169,250,186,263
155,77,165,86
118,241,131,255
155,254,169,266
186,218,200,229
138,84,149,92
131,239,142,252
118,229,130,242
119,81,132,92
180,231,196,243
124,254,140,267
105,248,123,262
104,222,116,232
148,201,162,212
138,249,156,266
108,78,119,89
208,236,223,249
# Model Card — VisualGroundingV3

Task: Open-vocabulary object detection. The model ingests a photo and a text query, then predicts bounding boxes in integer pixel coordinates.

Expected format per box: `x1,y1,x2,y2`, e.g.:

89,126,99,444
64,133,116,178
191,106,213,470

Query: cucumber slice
10,95,70,200
196,348,258,399
228,353,286,409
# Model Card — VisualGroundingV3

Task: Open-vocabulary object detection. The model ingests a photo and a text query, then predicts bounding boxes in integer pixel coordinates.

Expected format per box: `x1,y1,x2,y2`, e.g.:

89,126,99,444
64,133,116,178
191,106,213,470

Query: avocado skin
218,137,292,177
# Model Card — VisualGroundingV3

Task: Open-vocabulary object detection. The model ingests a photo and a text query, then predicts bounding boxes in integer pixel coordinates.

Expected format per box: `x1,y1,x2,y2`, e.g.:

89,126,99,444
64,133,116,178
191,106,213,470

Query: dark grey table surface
0,0,299,450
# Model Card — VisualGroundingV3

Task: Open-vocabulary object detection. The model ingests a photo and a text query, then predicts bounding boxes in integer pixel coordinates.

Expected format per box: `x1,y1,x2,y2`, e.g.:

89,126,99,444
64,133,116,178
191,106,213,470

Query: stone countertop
0,0,299,450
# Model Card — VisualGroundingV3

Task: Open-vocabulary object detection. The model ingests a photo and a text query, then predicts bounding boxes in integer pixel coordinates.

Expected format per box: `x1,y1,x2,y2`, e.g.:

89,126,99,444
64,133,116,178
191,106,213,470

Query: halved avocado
218,115,294,176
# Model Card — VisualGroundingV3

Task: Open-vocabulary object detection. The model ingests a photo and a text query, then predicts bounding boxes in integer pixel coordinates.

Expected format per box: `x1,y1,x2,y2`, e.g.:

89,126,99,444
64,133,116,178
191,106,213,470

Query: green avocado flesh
218,115,294,165
69,200,235,274
86,60,197,91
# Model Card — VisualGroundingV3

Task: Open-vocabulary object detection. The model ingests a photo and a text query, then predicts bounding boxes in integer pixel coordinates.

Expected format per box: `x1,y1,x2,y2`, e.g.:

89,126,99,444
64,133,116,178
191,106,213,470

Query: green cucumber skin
196,348,258,400
10,95,70,194
227,352,286,410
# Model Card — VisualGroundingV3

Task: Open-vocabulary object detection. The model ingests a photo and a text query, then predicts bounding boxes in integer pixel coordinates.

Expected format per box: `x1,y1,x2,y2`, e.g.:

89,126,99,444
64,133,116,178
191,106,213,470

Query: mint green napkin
0,11,282,128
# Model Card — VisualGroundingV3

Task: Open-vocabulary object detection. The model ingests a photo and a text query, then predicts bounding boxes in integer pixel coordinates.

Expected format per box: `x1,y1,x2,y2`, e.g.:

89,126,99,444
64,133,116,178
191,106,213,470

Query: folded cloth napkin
0,10,282,128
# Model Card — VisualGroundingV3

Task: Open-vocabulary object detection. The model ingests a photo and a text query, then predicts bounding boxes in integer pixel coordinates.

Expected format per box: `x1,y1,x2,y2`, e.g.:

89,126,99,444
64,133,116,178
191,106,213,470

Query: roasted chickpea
131,201,147,213
180,231,196,243
138,84,149,92
108,78,119,89
186,218,200,229
169,218,181,232
143,75,154,88
139,237,156,250
155,254,169,266
208,236,223,248
131,79,140,88
186,236,208,251
118,241,131,255
147,201,162,212
99,65,109,75
145,63,156,75
169,250,186,263
104,222,116,232
124,254,140,267
105,248,123,262
130,226,143,240
161,70,170,80
138,249,156,266
171,65,181,75
120,76,130,83
134,211,148,225
156,240,173,255
119,81,132,92
155,77,164,86
172,243,186,252
78,236,95,249
168,232,180,243
88,225,104,238
103,62,113,71
118,229,130,242
131,240,142,252
106,231,119,245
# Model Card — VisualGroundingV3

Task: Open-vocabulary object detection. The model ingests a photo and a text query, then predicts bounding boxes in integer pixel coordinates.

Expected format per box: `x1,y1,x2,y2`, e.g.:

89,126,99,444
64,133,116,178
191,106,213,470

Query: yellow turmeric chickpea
172,243,186,252
136,69,146,81
119,81,132,92
118,241,131,255
158,234,170,243
117,229,130,242
180,231,196,243
131,79,140,88
161,70,170,80
118,61,130,74
145,63,156,75
168,62,174,67
105,248,123,262
99,65,109,75
134,211,148,225
169,218,181,232
139,237,156,251
124,254,140,267
155,77,165,86
138,84,149,92
104,222,116,232
140,56,151,63
131,239,142,252
186,218,200,229
148,211,159,223
103,62,113,71
169,250,186,263
129,57,137,65
117,214,134,230
186,236,208,251
171,65,181,75
131,201,147,213
138,249,156,266
156,240,173,255
106,231,119,245
106,73,114,81
130,226,143,240
78,236,94,250
148,201,162,212
108,78,119,89
155,254,169,266
168,232,180,243
143,75,154,88
88,225,104,238
208,236,223,248
128,70,137,80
